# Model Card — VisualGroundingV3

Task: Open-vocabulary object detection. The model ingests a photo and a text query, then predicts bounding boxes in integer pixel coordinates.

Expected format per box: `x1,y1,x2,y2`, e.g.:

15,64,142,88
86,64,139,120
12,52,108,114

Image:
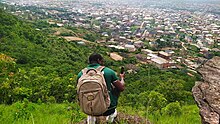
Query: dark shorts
102,108,115,116
96,107,116,116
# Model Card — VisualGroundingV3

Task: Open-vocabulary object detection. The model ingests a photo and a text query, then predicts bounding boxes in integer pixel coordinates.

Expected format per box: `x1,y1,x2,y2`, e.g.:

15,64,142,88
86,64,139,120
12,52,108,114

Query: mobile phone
120,67,125,74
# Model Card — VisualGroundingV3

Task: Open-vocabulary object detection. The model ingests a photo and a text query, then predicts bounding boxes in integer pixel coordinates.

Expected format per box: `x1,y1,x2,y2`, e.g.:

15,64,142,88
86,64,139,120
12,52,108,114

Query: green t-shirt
77,64,119,108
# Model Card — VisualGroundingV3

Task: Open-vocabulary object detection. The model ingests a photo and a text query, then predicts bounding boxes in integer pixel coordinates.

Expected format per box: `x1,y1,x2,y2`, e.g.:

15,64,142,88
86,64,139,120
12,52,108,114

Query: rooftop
151,57,168,64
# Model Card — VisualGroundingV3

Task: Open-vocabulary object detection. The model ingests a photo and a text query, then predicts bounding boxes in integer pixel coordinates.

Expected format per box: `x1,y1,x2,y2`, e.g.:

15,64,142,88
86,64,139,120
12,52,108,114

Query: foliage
13,99,34,121
147,91,167,113
0,10,94,104
155,78,191,103
83,33,100,42
186,44,201,57
122,56,137,64
162,101,182,116
119,65,198,115
213,51,220,56
155,37,181,49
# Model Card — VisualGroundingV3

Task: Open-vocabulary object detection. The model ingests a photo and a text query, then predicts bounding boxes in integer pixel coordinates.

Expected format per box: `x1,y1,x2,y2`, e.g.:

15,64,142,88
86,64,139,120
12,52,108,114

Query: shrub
162,101,182,116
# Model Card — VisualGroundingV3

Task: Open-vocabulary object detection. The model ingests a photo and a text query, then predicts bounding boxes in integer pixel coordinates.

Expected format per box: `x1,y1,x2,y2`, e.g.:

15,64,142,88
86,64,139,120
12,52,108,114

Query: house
208,38,215,44
135,33,142,38
141,49,154,54
212,30,220,35
135,54,149,62
102,32,109,37
169,31,177,36
125,44,136,52
77,41,86,45
118,36,128,42
158,51,171,60
193,30,202,34
148,31,156,38
216,37,220,42
169,60,177,69
165,50,175,55
186,28,193,34
134,41,144,48
156,30,164,36
176,26,182,30
205,34,213,39
151,57,169,69
179,29,186,33
148,53,159,60
57,23,64,27
110,53,123,61
96,40,106,44
184,59,196,69
107,45,125,50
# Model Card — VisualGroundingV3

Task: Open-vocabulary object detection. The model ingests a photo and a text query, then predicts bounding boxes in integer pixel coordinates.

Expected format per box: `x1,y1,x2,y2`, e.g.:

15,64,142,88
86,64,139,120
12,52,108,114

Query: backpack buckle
87,95,95,101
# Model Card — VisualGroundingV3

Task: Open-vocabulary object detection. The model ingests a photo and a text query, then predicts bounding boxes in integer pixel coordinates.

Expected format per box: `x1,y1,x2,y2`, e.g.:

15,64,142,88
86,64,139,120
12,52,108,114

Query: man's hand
120,73,125,79
113,80,125,92
113,72,125,92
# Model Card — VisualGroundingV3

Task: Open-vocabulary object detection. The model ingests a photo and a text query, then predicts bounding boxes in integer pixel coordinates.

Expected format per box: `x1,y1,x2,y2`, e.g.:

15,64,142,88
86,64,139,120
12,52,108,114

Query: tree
147,91,167,113
155,78,191,103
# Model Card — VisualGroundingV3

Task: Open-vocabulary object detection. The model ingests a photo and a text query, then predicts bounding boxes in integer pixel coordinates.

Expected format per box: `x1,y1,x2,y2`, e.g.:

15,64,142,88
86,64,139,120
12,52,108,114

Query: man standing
77,53,125,124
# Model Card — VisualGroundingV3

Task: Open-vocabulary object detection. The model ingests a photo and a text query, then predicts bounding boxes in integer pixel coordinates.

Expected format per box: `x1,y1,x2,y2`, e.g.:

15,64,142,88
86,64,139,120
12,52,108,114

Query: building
107,45,125,50
141,49,154,54
158,51,171,60
110,53,123,61
134,41,144,48
125,44,136,52
151,57,169,69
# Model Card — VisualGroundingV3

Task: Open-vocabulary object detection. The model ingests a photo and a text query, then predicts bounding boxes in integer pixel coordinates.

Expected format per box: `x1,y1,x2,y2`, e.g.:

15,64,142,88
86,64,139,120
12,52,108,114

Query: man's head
89,53,104,65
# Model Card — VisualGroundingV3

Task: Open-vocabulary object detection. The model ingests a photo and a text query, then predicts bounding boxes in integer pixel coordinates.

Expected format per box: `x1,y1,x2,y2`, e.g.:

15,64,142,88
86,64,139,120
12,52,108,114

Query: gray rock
192,56,220,124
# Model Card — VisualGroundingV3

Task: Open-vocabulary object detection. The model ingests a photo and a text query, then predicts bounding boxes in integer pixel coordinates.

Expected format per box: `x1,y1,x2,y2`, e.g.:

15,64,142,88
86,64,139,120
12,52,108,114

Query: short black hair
89,53,103,64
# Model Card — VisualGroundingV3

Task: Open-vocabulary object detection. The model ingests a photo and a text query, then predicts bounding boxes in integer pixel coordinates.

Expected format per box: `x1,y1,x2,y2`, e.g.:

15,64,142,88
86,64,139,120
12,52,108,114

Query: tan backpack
77,66,110,116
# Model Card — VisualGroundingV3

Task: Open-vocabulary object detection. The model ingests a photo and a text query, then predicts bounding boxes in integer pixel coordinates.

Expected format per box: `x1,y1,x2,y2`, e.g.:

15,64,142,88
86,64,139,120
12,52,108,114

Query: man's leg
106,109,117,123
87,115,96,124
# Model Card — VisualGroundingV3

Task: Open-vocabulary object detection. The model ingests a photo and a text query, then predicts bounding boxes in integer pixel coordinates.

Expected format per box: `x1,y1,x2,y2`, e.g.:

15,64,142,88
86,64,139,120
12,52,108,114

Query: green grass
0,102,86,124
118,105,201,124
0,102,200,124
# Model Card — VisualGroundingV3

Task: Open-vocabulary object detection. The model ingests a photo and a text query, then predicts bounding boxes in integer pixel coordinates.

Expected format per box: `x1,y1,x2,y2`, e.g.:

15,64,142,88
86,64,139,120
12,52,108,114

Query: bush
162,101,182,116
12,99,35,120
47,96,56,103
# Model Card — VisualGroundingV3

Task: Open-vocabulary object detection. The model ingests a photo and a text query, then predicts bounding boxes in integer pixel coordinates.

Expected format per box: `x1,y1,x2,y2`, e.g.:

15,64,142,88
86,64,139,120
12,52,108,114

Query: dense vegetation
0,9,201,123
0,8,116,104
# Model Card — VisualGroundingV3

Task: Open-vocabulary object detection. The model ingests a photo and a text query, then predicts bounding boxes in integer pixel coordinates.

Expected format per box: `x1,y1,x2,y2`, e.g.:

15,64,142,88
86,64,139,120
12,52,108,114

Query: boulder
192,56,220,124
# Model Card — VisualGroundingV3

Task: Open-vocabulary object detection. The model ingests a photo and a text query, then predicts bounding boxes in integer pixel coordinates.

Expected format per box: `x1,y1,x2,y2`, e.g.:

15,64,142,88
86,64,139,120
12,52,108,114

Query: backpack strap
96,66,105,72
82,68,88,75
82,66,104,75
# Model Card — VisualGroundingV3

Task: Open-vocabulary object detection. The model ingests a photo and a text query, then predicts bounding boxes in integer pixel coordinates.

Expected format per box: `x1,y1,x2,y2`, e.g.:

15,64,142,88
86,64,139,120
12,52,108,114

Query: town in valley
1,0,220,74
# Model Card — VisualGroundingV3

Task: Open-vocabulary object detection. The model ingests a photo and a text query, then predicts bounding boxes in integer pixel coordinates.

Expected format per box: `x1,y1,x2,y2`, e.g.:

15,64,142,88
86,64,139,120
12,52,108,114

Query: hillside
0,8,113,104
0,9,202,124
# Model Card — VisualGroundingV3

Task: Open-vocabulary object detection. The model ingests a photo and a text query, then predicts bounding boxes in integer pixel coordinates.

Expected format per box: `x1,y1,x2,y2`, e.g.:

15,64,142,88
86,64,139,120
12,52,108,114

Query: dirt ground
62,36,91,43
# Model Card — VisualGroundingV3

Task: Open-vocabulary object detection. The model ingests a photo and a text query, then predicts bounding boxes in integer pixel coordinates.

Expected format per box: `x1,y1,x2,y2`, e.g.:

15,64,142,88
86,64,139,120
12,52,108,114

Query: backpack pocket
80,88,108,116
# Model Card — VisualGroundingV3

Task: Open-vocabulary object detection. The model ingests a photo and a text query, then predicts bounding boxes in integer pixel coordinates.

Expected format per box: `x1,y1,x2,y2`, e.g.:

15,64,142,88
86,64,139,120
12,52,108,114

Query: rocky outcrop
192,56,220,124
